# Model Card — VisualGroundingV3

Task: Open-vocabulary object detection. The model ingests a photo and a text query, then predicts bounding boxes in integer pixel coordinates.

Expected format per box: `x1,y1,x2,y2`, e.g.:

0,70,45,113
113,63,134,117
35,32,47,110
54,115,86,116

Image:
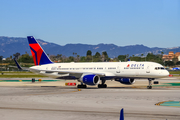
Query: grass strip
169,71,180,74
0,75,46,78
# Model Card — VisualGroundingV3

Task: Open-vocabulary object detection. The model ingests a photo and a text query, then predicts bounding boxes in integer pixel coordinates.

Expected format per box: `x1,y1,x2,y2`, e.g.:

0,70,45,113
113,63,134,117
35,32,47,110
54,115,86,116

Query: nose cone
164,70,170,76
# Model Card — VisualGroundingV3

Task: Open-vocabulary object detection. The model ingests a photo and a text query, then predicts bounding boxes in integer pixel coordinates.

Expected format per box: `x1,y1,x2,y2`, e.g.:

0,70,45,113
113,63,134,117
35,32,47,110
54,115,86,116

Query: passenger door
116,65,120,73
146,65,150,73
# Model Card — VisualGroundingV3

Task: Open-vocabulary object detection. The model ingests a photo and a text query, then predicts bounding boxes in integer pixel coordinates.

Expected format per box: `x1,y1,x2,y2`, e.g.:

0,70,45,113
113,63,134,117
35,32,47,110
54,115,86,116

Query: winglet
120,108,124,120
27,36,53,66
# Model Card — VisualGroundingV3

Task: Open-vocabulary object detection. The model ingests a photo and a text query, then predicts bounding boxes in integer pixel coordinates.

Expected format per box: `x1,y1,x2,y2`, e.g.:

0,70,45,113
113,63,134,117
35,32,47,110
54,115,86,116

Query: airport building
162,51,180,61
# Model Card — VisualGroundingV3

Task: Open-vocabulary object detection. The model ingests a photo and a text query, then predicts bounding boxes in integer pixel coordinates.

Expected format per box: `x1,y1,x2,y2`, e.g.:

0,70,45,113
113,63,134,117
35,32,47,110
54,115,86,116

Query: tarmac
0,77,179,120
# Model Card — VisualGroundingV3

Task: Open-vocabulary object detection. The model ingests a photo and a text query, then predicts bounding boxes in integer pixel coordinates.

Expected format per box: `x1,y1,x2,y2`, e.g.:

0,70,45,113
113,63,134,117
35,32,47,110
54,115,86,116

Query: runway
0,78,180,120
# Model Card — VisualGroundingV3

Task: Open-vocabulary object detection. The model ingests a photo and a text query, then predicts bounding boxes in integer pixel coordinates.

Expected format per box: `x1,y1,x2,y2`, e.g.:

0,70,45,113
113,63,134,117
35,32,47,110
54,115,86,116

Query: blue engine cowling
80,74,100,85
115,78,135,85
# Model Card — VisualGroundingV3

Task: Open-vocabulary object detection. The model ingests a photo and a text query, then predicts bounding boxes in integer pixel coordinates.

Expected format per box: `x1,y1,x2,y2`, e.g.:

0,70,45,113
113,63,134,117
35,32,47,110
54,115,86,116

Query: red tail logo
29,43,43,66
27,36,53,66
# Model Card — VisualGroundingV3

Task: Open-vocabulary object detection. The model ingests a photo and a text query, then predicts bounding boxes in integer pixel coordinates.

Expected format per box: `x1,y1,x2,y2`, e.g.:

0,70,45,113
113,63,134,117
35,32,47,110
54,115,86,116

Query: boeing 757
27,36,169,89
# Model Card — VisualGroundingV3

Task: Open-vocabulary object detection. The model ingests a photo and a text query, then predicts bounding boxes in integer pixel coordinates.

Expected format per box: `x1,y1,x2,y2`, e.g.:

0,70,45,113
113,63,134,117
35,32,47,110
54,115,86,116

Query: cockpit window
155,67,165,70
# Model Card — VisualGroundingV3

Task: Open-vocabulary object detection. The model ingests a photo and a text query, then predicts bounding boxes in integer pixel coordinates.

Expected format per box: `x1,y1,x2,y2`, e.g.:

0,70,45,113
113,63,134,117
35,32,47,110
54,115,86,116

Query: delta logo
127,64,130,67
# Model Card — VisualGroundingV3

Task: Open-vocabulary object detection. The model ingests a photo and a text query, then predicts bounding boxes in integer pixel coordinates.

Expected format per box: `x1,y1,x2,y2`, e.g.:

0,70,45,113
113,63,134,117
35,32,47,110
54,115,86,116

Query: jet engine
115,78,135,85
79,74,100,85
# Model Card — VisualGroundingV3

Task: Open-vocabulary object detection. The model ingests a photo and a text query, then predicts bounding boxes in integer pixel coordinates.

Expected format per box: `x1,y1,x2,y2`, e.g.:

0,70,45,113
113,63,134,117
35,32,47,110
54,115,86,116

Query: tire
103,84,107,88
98,84,107,88
77,85,81,88
98,84,102,88
83,85,87,88
154,81,159,84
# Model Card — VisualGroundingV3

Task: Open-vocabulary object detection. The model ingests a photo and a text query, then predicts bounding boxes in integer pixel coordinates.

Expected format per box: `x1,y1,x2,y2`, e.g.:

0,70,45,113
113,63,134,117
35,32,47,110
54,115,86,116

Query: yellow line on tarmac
155,101,173,106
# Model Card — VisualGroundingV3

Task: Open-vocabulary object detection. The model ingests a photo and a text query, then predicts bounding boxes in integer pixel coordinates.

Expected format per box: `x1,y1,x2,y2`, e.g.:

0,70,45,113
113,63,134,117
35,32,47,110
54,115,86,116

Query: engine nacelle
115,78,135,85
79,74,100,85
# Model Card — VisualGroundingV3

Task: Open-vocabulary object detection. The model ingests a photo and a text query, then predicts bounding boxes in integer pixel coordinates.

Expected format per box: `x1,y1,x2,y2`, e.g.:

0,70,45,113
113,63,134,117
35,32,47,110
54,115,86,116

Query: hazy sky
0,0,180,48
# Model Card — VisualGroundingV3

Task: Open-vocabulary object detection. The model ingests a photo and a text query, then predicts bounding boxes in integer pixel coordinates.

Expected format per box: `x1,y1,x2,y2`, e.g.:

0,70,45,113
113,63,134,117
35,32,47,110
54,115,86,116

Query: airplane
13,58,29,71
27,36,169,89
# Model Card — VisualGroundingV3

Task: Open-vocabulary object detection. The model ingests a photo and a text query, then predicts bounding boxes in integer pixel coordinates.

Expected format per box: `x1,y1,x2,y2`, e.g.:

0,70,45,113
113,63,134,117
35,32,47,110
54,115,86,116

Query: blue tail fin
27,36,53,66
120,108,124,120
14,58,23,70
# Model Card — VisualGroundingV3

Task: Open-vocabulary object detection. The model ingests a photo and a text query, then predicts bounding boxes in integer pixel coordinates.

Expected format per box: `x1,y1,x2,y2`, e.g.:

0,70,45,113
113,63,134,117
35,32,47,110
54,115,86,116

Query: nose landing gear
147,78,154,89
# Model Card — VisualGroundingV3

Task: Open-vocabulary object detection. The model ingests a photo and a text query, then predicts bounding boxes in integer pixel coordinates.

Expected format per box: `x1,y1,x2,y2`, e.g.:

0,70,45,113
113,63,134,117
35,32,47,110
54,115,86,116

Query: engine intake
79,74,100,85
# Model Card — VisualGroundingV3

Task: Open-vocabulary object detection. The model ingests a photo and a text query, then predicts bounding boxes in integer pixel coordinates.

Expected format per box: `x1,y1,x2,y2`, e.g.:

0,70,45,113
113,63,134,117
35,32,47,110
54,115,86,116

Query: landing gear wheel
147,78,154,89
77,84,87,88
98,80,107,88
98,84,107,88
147,86,152,89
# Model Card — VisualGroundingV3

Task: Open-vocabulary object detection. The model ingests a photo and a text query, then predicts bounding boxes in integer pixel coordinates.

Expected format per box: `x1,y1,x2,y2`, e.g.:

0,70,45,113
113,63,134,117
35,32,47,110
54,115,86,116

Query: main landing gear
98,80,107,88
77,83,87,88
147,78,154,89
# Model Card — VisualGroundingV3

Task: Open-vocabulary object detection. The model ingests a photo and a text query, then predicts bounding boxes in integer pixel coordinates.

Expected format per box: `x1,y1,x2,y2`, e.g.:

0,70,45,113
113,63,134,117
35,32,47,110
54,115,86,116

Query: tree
93,52,101,62
140,54,144,61
125,54,129,61
86,50,92,56
129,56,141,61
102,51,108,56
62,55,66,62
0,56,3,61
76,55,80,62
10,56,12,60
172,55,178,64
165,61,174,66
80,56,86,62
13,52,20,59
49,55,56,61
18,53,33,63
68,56,74,62
102,51,109,61
56,54,62,59
72,53,77,62
176,61,180,65
118,55,126,62
95,52,101,58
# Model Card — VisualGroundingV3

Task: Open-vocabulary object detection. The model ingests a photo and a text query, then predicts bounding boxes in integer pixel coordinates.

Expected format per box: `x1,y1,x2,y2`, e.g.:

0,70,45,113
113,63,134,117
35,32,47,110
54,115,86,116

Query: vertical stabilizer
120,108,124,120
14,58,23,70
27,36,53,66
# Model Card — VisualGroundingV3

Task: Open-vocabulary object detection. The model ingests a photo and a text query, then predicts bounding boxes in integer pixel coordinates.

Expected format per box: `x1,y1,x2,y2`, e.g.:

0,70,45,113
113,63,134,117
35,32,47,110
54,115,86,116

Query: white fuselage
29,61,169,79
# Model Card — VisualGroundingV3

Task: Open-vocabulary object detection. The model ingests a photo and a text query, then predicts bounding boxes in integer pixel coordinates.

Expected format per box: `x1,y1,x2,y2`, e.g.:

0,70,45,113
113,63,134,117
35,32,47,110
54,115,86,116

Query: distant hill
0,36,180,58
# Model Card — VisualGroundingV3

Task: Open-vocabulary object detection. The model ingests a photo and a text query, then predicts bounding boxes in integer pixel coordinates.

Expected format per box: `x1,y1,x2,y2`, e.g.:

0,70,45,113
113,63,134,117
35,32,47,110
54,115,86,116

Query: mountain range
0,36,180,58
